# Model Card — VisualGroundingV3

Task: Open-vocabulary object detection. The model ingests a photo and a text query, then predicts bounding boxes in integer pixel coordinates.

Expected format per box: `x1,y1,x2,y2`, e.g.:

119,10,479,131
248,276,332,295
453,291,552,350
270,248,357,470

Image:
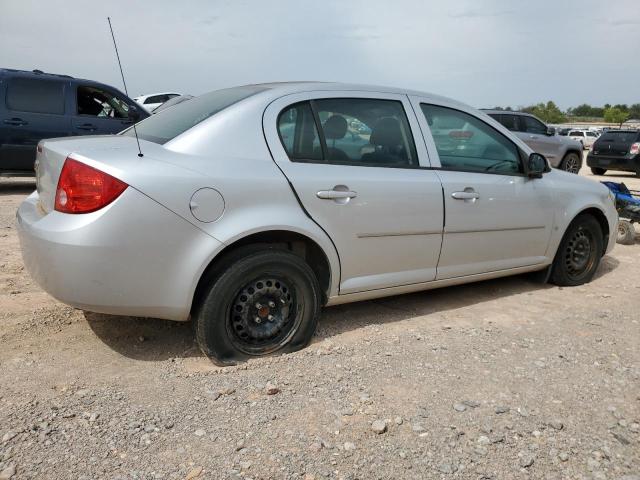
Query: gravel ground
1,161,639,480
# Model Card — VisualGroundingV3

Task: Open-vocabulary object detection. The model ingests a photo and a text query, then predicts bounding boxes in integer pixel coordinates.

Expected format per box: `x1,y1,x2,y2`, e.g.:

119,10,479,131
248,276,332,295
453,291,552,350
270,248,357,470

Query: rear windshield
598,131,639,143
122,86,266,144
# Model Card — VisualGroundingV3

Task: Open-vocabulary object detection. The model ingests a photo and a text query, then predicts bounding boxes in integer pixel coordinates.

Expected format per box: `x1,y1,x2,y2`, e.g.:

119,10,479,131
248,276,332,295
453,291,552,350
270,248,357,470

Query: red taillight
54,158,128,214
630,142,640,155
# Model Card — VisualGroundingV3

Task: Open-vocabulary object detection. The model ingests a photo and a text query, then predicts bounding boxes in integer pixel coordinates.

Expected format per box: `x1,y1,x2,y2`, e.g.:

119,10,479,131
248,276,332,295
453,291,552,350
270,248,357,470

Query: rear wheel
590,167,607,176
194,249,321,365
617,220,636,245
559,152,582,174
550,214,603,286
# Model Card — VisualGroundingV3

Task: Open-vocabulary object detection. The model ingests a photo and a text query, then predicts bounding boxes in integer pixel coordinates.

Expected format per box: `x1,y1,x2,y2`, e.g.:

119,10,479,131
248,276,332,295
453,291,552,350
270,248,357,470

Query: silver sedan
17,82,618,365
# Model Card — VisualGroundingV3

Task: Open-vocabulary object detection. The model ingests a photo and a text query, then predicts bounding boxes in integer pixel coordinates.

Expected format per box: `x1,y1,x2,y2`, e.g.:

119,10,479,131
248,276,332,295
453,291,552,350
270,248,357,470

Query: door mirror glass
546,126,556,136
526,153,547,178
128,105,141,122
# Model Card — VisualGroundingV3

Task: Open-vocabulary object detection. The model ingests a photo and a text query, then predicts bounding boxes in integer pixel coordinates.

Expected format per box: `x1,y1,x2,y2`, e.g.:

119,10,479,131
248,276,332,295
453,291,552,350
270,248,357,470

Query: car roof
480,109,536,117
0,68,125,91
229,81,463,107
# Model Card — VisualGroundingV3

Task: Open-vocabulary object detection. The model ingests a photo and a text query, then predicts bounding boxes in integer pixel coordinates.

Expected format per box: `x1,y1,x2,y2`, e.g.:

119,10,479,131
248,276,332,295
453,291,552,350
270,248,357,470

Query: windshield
122,86,267,144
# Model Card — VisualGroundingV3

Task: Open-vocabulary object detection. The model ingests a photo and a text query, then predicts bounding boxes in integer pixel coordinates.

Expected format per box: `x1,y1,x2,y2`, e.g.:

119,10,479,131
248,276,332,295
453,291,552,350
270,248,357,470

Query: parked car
151,94,194,114
0,68,148,176
482,110,583,173
17,83,617,364
134,92,181,113
568,129,598,149
587,130,640,176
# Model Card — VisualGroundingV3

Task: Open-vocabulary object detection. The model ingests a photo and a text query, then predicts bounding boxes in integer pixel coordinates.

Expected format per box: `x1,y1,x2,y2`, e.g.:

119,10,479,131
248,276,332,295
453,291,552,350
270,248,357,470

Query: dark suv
587,130,640,176
0,68,147,176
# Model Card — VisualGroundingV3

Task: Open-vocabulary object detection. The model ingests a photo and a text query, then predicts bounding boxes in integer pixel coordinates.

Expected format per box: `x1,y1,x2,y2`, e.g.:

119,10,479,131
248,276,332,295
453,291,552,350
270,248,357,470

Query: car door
71,84,136,135
263,91,444,295
0,75,71,171
411,98,555,279
519,115,562,164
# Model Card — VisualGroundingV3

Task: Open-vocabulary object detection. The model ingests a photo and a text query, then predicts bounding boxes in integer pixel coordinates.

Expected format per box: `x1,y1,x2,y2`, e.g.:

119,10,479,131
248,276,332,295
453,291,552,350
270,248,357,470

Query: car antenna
107,17,143,158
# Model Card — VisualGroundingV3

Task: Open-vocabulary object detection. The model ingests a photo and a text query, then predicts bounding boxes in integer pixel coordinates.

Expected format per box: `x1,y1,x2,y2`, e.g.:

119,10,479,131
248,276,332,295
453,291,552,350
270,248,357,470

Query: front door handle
3,118,28,126
451,191,480,200
76,123,97,131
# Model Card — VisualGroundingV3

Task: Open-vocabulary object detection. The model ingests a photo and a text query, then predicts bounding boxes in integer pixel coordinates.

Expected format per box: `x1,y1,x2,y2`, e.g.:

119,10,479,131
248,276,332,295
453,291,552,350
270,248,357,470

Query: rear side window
144,94,167,104
491,114,520,132
122,86,266,144
277,98,418,168
421,104,521,175
569,131,584,137
586,131,597,137
6,77,65,114
277,102,322,161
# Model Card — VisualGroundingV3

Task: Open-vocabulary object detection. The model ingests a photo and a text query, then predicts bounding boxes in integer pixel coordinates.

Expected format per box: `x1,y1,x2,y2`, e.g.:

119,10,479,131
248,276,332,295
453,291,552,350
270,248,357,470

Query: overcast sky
2,0,639,109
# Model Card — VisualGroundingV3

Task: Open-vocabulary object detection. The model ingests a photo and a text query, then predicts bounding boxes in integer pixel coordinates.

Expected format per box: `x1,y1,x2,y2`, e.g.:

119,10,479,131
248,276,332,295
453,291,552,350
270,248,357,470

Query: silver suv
483,110,584,173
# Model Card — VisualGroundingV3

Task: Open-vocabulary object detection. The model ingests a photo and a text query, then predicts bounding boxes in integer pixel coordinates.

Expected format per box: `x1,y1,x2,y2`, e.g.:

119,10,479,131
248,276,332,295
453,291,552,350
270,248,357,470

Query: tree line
491,101,640,126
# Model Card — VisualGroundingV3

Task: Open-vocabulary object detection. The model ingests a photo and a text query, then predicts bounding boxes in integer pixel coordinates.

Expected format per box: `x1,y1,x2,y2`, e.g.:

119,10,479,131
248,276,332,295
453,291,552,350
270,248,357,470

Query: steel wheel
228,276,300,355
563,227,596,280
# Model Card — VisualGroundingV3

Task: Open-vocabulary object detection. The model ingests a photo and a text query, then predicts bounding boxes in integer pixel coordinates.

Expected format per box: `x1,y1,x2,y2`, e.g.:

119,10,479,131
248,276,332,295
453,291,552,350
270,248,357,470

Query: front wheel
550,215,603,286
195,249,321,365
591,167,607,176
559,152,582,174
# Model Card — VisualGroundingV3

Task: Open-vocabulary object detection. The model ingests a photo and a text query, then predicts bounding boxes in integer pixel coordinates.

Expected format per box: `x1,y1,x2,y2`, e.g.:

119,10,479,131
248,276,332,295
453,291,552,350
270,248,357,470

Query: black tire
550,214,603,287
590,167,607,176
559,152,582,174
194,248,321,365
617,220,636,245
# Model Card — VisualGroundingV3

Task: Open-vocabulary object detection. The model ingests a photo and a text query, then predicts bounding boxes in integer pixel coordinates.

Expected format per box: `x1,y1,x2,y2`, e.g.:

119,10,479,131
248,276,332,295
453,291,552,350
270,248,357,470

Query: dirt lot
1,160,639,480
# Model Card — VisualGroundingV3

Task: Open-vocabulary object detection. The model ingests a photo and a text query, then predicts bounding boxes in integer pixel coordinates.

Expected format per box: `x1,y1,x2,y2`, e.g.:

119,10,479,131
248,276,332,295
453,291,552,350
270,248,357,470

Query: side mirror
546,126,556,136
526,153,547,178
128,105,141,123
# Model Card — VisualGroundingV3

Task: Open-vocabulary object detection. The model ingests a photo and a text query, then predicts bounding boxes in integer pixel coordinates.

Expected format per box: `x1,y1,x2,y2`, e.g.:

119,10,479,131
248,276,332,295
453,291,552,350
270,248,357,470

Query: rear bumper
17,188,223,321
587,154,639,173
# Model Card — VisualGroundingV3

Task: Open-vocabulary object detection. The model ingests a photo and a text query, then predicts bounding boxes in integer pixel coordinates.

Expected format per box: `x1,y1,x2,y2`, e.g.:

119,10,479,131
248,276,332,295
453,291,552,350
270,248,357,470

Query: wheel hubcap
565,229,594,277
229,277,296,354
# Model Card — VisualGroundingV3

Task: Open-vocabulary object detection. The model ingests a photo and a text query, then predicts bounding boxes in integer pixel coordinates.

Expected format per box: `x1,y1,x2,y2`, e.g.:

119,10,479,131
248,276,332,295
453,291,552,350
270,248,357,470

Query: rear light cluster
54,158,128,214
630,142,640,155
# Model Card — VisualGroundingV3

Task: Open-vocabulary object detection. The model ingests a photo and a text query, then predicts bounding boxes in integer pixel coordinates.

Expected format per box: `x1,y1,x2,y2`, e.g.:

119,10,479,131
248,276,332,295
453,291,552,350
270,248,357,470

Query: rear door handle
451,191,480,200
3,118,28,126
76,123,97,131
317,190,357,200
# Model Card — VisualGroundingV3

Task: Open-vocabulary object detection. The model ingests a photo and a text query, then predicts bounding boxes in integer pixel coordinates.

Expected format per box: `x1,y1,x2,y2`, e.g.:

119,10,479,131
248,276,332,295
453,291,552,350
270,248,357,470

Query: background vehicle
587,130,640,176
568,129,598,149
17,83,617,365
0,68,147,176
134,92,181,112
602,181,640,244
482,110,583,173
151,94,194,114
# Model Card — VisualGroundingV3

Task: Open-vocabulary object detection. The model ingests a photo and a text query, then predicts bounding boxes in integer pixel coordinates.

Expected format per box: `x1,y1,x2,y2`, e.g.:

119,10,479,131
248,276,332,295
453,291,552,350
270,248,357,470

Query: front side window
569,131,584,137
522,116,547,134
144,94,167,104
421,104,521,175
277,98,418,168
6,77,65,114
77,86,129,118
